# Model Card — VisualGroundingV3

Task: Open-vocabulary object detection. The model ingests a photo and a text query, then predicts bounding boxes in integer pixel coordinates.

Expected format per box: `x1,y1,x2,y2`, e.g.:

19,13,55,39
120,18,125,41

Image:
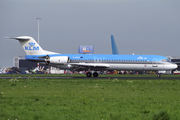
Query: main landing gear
86,72,98,77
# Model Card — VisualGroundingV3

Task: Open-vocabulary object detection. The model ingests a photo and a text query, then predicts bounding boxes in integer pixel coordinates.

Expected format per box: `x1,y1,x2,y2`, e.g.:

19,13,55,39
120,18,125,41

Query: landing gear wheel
93,72,98,77
157,74,161,78
86,72,92,77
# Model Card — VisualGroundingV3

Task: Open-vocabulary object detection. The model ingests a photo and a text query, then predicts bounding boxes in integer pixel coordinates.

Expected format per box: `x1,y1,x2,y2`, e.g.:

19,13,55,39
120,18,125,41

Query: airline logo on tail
25,42,39,50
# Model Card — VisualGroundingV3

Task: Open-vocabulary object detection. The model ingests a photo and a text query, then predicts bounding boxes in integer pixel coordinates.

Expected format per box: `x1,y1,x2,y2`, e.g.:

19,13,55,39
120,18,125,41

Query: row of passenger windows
71,59,149,62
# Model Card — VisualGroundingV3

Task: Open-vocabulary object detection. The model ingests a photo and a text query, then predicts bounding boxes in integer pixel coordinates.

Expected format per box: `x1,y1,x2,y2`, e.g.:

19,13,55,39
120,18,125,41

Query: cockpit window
166,59,171,62
161,59,166,62
161,59,171,62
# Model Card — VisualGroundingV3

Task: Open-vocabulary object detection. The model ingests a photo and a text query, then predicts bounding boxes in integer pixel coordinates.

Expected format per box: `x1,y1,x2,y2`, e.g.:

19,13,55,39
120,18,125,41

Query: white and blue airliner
8,36,177,77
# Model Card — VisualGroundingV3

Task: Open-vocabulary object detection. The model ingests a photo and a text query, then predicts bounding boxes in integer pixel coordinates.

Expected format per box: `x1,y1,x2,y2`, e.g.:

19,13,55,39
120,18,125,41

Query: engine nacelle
45,55,70,65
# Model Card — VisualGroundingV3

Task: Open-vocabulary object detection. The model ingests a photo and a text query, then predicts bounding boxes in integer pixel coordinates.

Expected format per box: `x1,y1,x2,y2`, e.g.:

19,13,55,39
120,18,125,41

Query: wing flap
70,63,109,68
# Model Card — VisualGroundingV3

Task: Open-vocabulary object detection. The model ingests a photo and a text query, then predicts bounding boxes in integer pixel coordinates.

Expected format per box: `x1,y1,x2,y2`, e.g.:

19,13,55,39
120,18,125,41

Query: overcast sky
0,0,180,68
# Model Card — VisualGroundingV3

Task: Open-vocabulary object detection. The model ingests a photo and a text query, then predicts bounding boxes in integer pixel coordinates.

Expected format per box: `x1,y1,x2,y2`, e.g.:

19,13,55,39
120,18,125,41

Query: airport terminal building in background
14,56,48,72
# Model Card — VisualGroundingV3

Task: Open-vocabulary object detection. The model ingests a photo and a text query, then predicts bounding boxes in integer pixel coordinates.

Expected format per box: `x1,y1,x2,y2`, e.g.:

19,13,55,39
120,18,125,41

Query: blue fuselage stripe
25,54,168,62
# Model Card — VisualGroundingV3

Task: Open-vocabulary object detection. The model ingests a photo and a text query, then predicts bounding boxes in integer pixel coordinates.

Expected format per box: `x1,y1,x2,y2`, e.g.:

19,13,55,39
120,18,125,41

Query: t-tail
7,36,59,55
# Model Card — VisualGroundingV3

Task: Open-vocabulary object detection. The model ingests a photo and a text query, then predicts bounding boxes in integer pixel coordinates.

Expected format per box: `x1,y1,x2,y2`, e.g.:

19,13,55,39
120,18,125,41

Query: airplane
7,36,177,77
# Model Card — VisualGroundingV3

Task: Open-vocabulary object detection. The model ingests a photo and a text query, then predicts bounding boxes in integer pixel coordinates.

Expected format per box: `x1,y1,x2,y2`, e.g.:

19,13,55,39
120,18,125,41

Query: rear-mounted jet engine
45,55,70,65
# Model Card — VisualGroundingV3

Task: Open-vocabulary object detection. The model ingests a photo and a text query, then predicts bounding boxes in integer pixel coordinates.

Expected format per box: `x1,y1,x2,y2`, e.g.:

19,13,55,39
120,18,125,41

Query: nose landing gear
157,74,161,78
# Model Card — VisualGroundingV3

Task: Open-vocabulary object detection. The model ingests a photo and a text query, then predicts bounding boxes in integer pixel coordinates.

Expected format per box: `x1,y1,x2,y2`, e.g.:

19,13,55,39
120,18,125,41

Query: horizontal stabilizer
6,36,31,41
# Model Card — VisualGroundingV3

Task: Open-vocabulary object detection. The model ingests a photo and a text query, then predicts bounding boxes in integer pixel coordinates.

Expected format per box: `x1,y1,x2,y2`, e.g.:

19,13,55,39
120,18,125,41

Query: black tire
86,72,92,77
93,72,98,77
157,74,161,78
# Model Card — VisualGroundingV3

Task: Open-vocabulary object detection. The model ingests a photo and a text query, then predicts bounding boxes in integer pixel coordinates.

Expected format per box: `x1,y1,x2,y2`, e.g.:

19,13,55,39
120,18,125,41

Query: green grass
0,77,180,120
1,73,180,78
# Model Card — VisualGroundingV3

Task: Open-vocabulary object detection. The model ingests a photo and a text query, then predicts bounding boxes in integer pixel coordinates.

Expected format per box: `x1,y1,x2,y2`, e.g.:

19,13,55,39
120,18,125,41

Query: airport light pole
36,18,41,44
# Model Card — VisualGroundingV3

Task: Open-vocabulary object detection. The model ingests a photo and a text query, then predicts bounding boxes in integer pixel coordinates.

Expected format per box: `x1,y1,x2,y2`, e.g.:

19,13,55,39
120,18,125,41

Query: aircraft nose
164,63,178,70
171,64,178,69
174,64,178,69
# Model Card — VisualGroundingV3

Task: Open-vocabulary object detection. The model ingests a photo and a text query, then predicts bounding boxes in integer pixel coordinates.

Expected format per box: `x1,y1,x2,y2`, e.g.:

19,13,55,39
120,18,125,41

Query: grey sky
0,0,180,68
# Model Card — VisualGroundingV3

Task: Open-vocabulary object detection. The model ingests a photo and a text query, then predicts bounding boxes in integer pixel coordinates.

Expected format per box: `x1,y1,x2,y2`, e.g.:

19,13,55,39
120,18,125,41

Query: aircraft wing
69,63,109,71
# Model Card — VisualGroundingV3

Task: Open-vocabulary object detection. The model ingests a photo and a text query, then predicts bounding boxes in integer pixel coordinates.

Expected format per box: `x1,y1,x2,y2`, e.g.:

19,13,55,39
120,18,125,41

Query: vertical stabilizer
111,35,119,55
8,36,58,55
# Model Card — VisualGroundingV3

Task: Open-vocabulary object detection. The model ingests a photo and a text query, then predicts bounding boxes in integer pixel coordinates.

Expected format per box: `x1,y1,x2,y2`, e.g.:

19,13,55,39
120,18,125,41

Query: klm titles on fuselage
25,42,39,50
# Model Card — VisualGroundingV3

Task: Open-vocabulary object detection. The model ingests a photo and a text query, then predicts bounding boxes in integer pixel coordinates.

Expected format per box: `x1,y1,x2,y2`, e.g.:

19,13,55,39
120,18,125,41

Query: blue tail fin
111,35,119,55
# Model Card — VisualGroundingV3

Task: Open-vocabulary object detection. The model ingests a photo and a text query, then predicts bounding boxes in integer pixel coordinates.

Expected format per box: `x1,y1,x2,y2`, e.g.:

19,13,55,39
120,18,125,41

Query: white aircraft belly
108,63,164,71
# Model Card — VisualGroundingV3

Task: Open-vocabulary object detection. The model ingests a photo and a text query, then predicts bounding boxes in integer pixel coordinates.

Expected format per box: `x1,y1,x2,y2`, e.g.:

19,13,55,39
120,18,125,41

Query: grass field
1,73,180,78
0,76,180,120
